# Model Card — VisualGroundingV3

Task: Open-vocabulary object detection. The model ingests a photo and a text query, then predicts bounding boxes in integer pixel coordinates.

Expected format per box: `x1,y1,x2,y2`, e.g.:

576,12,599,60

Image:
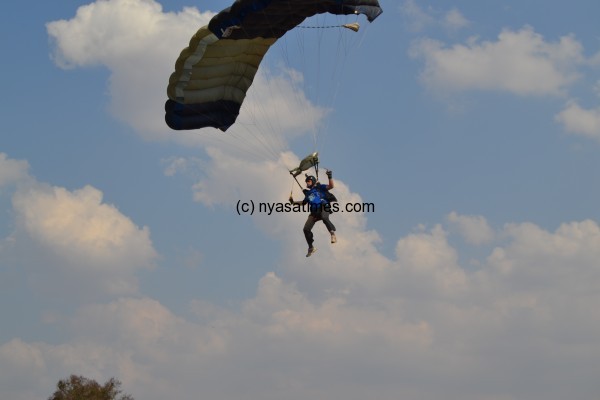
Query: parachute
165,0,383,132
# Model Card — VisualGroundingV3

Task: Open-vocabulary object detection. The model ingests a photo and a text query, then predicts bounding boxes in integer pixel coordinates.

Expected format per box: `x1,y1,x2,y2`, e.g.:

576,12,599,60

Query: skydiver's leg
303,215,317,248
320,210,337,243
320,210,336,232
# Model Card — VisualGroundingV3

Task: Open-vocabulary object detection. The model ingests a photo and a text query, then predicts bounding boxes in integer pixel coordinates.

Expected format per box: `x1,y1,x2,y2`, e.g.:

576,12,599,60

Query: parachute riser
288,151,322,194
292,174,303,191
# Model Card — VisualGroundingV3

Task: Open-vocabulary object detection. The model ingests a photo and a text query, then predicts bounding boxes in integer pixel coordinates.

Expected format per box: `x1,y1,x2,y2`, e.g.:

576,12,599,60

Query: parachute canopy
165,0,383,131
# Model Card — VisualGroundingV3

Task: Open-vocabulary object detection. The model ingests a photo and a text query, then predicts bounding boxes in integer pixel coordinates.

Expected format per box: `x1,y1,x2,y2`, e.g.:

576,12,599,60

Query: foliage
48,375,134,400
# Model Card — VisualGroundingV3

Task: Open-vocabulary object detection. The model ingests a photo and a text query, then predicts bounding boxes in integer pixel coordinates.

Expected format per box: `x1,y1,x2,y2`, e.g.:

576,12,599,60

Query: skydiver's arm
326,170,334,190
289,196,305,206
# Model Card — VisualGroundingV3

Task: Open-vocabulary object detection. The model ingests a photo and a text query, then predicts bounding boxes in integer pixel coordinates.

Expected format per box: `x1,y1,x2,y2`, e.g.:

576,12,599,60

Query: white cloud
443,8,470,31
394,224,468,296
5,215,600,399
186,146,393,297
161,156,201,177
447,211,495,245
399,0,435,32
47,0,214,139
488,220,600,279
14,185,154,268
10,183,156,298
47,0,327,145
24,2,600,399
0,339,49,400
0,153,157,300
410,26,584,96
555,100,600,140
399,1,469,33
0,153,30,188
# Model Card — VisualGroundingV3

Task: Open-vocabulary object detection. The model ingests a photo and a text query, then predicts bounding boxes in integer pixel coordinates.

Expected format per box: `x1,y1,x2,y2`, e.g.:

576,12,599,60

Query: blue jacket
303,184,329,213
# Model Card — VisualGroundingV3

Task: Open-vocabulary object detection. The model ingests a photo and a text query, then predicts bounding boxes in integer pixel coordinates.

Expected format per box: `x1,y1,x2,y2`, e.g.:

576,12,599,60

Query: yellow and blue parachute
165,0,383,131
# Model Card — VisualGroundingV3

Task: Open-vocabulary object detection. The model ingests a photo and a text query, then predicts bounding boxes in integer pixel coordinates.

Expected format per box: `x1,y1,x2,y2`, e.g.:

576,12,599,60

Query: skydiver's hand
326,170,333,179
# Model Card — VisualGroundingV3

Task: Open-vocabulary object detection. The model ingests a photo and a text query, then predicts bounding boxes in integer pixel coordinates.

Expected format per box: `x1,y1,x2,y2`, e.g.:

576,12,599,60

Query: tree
48,375,134,400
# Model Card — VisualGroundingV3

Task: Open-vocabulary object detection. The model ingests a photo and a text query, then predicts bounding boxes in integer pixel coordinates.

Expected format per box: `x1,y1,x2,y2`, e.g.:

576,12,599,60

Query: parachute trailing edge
165,0,383,131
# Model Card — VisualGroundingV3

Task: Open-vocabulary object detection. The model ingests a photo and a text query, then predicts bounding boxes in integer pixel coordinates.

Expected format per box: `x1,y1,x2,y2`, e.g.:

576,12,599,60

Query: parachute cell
165,0,383,131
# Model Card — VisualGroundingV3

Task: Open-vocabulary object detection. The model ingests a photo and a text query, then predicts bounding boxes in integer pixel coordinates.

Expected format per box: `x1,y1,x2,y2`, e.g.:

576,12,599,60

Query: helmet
305,175,316,184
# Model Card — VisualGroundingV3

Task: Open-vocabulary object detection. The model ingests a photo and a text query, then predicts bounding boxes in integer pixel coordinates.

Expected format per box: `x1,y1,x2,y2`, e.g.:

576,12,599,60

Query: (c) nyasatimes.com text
236,200,375,216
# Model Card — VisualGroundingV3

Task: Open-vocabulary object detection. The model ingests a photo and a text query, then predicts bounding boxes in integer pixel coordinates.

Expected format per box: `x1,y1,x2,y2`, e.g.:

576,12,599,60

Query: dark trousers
303,210,336,247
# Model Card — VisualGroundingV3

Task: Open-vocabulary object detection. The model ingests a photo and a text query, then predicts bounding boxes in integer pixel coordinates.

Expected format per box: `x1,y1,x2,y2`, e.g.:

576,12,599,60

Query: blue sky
2,1,600,399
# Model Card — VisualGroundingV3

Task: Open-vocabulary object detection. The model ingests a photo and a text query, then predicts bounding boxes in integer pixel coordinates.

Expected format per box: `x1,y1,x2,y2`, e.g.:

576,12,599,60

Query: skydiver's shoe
306,247,317,257
330,232,337,244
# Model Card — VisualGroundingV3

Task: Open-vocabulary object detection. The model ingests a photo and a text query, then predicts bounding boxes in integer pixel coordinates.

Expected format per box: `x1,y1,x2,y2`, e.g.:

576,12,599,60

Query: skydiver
289,170,337,257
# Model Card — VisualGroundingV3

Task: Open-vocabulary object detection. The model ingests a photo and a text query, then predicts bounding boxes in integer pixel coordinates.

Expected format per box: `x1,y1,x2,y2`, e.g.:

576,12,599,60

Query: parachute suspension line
228,7,306,168
259,49,298,159
215,12,368,172
209,127,275,165
318,14,366,160
286,14,325,152
275,22,320,155
165,103,280,166
227,62,279,159
225,90,290,165
220,99,281,162
269,14,365,173
172,105,281,168
309,14,326,152
168,99,281,166
313,17,357,146
227,67,292,165
263,0,306,156
236,106,281,161
215,8,293,166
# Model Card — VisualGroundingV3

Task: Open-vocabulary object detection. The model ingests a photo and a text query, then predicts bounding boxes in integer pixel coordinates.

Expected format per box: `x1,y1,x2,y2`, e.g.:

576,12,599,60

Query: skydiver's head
305,175,316,188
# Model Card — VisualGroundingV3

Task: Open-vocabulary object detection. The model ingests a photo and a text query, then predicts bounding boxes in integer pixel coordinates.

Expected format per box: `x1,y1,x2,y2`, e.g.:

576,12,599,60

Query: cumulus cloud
10,183,156,298
0,153,157,300
0,153,30,188
487,220,600,279
46,0,326,144
399,0,436,32
443,8,469,31
447,211,495,245
185,146,392,296
4,216,600,400
179,143,600,397
24,2,600,400
400,0,469,33
555,100,600,140
47,0,214,138
13,184,155,268
0,339,49,400
161,156,206,177
410,26,584,96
